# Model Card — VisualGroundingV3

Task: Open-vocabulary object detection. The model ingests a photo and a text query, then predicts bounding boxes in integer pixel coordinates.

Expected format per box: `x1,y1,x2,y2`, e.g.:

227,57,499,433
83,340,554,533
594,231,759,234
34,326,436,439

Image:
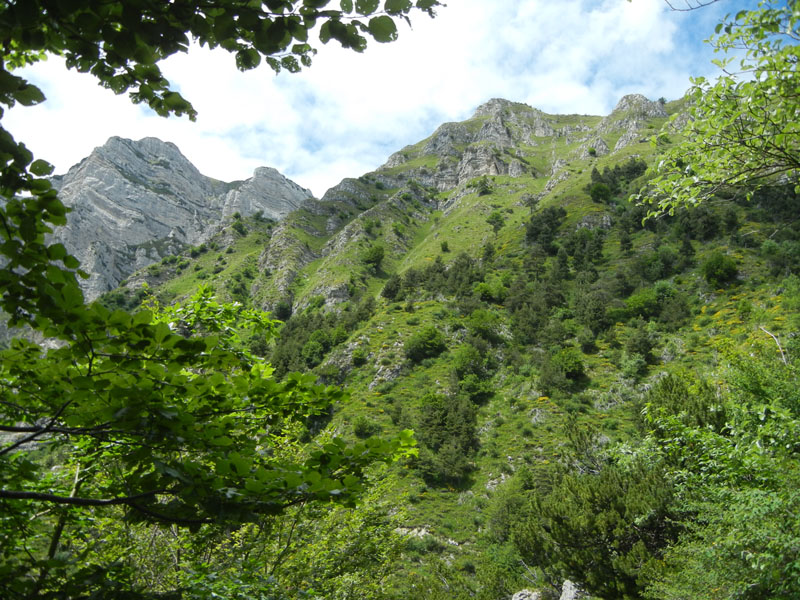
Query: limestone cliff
51,136,312,299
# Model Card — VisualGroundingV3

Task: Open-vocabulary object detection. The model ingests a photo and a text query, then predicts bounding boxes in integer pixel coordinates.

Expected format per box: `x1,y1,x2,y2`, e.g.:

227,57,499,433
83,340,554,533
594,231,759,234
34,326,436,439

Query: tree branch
0,400,73,457
0,488,167,506
760,327,787,365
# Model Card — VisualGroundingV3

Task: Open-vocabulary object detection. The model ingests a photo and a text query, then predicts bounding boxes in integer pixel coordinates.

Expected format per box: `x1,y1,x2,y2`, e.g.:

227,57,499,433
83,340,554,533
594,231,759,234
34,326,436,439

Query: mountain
50,136,312,299
51,93,800,598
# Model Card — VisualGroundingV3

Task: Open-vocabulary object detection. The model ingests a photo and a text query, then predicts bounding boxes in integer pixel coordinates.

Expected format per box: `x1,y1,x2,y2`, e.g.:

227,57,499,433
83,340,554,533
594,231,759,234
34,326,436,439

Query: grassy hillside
101,98,800,599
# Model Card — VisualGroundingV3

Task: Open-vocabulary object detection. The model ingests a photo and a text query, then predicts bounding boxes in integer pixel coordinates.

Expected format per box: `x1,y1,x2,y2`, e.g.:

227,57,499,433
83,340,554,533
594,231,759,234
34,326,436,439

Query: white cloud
4,0,730,197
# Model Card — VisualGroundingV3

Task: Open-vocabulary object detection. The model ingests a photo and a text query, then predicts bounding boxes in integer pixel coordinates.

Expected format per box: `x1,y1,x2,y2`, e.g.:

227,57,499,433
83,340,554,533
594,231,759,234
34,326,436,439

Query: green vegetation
644,0,800,213
3,1,800,598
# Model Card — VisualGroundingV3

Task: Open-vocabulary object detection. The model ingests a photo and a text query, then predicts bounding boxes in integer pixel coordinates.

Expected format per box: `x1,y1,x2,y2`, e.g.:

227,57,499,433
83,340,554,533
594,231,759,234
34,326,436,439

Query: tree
415,393,477,484
588,182,612,203
0,288,417,597
639,346,800,600
362,243,385,272
486,210,505,235
0,2,435,595
515,461,678,600
640,0,800,214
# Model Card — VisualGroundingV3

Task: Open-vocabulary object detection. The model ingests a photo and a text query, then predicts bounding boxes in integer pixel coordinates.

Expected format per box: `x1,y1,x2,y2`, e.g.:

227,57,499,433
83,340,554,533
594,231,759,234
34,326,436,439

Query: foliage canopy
641,0,800,213
0,1,437,596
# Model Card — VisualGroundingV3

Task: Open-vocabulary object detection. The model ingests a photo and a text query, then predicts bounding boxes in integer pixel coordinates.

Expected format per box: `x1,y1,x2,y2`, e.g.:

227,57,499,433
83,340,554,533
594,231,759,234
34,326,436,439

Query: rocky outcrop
423,122,474,157
50,137,312,300
598,94,666,138
257,219,318,302
512,590,542,600
559,580,585,600
220,166,310,221
456,144,507,181
577,137,610,159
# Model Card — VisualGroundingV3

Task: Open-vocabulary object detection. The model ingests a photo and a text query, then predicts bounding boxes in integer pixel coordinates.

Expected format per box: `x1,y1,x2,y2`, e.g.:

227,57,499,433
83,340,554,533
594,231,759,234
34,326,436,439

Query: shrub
466,309,504,344
351,347,368,367
475,176,492,196
702,251,738,287
352,415,381,439
452,344,486,380
362,244,385,272
381,274,402,300
588,182,611,203
274,299,292,321
440,240,449,252
552,347,585,380
486,210,505,234
301,340,325,367
626,287,660,318
404,326,447,362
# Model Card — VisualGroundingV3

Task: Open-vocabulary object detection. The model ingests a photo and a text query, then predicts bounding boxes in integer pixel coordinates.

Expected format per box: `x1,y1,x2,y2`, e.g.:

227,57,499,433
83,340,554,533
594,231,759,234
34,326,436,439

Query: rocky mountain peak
597,93,667,147
611,93,667,119
50,136,313,300
221,166,312,220
473,98,518,118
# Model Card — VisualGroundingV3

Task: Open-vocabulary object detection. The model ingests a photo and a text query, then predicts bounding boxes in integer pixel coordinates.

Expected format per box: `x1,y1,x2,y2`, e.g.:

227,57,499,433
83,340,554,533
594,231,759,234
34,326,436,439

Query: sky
5,0,743,198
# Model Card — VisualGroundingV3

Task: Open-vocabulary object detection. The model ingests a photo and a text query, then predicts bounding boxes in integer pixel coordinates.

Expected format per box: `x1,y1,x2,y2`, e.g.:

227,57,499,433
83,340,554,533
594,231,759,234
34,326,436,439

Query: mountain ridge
50,135,313,299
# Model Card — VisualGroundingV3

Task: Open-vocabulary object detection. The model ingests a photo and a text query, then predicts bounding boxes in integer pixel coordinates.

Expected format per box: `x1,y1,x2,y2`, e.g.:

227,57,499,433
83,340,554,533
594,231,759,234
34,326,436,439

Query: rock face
559,580,585,600
512,590,541,600
51,136,312,299
378,94,666,198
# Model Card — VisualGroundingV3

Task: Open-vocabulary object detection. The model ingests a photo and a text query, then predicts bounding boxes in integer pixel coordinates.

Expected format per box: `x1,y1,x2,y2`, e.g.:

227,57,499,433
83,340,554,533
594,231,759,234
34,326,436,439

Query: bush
352,415,381,438
588,182,612,203
626,287,660,318
415,393,478,484
404,326,447,362
274,299,292,321
362,244,385,272
552,347,585,380
452,344,486,380
466,309,504,344
352,347,368,367
701,251,738,287
301,340,325,367
381,273,402,300
232,220,247,235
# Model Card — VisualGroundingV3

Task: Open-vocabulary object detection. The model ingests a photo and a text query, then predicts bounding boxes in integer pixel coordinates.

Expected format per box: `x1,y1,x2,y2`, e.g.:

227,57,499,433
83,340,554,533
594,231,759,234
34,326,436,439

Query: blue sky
5,0,753,197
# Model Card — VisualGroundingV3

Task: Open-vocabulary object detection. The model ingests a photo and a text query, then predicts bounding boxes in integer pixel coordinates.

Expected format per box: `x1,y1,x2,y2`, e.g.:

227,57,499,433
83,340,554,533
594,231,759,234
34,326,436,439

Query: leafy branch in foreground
0,287,416,597
0,3,437,595
637,0,800,215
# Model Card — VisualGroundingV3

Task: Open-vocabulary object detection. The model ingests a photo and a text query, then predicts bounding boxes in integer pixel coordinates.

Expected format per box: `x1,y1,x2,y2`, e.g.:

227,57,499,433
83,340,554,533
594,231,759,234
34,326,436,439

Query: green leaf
235,48,261,70
384,0,411,13
367,15,397,42
14,83,46,106
340,0,353,12
30,159,54,176
355,0,380,15
319,21,332,43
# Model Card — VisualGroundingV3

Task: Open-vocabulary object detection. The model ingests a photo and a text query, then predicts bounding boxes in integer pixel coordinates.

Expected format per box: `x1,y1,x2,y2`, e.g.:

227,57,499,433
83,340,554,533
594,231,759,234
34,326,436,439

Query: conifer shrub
362,244,385,272
352,415,381,439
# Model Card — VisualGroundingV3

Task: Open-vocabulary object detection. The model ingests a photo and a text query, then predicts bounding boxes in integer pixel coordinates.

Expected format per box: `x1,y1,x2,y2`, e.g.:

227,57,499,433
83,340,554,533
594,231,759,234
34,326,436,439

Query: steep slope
97,93,800,598
51,136,312,299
